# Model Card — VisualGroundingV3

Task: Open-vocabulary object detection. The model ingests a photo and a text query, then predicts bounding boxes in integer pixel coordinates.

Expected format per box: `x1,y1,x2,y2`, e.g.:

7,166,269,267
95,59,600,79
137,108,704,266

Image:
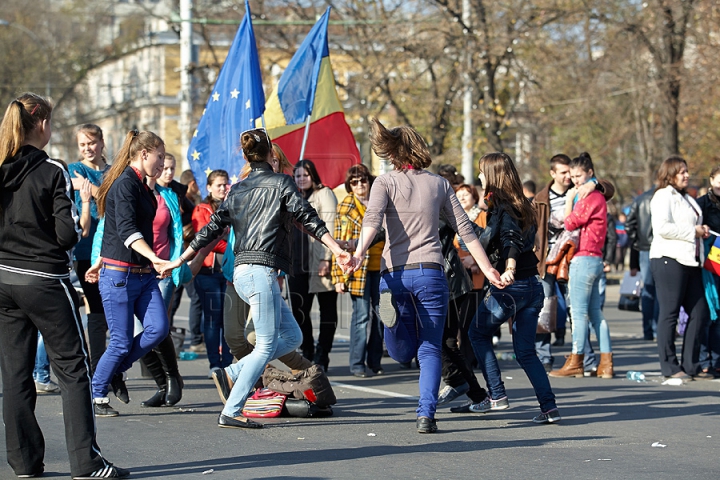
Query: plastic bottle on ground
179,351,198,361
626,371,645,382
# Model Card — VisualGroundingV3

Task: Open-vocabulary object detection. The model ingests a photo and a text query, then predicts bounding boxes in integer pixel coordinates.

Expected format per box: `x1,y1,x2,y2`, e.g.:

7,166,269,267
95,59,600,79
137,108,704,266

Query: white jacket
649,185,703,267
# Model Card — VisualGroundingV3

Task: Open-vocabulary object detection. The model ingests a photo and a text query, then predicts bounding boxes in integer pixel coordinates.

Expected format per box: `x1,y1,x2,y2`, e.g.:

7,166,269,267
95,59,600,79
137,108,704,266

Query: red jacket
192,202,227,269
564,190,607,257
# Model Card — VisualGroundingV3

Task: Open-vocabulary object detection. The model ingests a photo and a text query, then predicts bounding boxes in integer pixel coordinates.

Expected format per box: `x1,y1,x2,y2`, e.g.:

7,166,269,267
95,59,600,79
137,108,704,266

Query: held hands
334,250,355,274
158,258,182,278
335,283,347,294
499,269,515,286
485,267,505,289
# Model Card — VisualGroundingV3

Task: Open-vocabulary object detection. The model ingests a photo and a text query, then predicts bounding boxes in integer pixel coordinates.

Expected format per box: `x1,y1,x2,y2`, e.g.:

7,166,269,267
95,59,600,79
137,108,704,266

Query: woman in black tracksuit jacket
0,93,126,479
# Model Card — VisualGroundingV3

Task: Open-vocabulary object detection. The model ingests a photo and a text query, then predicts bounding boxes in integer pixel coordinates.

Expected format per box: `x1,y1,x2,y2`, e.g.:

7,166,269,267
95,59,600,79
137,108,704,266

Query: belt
103,264,154,274
381,262,443,275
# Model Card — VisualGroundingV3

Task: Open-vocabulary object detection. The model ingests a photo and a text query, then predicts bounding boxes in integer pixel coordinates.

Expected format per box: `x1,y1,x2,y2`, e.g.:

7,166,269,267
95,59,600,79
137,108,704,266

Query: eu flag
188,0,265,186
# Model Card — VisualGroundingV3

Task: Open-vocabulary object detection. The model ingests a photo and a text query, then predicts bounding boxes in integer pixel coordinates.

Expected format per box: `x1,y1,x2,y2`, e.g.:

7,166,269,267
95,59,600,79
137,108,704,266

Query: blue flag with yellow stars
188,0,265,186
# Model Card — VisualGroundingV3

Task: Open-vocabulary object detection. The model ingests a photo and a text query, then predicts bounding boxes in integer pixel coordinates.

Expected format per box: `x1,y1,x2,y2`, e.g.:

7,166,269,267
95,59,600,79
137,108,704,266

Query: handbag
242,388,287,418
618,272,642,312
618,271,642,312
537,296,557,334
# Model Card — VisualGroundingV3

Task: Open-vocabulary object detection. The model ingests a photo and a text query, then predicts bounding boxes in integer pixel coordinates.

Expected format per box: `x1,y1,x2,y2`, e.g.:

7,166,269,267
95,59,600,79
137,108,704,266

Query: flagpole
298,116,311,161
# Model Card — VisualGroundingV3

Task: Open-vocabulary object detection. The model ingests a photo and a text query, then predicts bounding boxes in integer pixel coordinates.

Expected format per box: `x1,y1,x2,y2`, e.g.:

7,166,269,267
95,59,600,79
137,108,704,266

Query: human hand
79,178,92,203
345,255,364,274
576,182,595,200
335,283,346,294
461,256,476,269
318,259,331,276
71,172,86,191
500,270,515,286
485,268,504,289
696,225,710,239
85,262,101,283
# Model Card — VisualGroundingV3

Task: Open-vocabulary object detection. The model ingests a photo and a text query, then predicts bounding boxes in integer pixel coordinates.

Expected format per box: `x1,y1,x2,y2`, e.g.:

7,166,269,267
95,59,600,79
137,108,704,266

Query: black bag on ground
283,398,334,418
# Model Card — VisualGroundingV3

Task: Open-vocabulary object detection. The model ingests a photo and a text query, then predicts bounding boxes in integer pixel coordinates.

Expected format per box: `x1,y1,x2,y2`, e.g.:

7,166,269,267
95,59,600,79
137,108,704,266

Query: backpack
262,365,336,408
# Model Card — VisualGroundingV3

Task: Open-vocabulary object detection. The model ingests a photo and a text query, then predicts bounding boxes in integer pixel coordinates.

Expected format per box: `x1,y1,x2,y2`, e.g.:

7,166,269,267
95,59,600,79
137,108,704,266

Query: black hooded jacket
0,145,80,276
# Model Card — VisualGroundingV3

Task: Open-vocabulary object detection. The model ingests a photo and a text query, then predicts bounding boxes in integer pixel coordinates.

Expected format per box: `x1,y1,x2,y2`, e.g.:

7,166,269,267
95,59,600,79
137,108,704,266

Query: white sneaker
35,380,60,394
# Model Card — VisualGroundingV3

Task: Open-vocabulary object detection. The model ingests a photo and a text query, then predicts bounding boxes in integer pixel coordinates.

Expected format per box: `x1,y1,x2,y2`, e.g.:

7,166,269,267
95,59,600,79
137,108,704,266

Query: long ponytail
0,92,52,167
96,129,164,217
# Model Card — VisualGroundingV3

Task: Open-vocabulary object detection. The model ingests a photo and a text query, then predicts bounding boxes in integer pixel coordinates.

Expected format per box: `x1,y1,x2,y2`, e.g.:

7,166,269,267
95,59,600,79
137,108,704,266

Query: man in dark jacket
626,188,657,341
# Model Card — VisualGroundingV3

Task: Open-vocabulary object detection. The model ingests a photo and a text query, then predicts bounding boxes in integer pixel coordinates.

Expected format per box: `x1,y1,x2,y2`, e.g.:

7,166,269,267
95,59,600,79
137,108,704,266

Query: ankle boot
597,353,614,379
141,387,167,407
549,354,585,378
165,373,183,406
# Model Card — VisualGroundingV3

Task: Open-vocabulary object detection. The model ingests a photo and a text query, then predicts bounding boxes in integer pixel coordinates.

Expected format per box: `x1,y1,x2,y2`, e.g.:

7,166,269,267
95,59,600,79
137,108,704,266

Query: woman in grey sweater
349,118,503,433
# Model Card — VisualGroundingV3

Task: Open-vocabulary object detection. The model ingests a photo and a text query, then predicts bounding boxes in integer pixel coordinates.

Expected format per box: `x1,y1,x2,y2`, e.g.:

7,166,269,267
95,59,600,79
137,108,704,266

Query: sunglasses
350,178,368,186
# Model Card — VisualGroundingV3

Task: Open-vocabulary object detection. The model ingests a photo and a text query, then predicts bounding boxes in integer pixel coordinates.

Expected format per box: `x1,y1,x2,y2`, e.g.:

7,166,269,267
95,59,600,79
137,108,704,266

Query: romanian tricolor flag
704,235,720,276
264,7,360,188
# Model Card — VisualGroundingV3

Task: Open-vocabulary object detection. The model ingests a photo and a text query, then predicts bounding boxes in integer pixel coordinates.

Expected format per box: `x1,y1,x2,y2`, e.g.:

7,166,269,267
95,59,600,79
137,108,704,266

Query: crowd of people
1,91,719,478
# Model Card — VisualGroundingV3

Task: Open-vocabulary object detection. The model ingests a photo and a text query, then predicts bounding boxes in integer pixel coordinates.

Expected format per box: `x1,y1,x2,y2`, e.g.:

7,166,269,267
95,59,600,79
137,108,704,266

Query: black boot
141,387,167,408
165,373,183,406
153,334,184,406
140,351,167,407
553,328,566,347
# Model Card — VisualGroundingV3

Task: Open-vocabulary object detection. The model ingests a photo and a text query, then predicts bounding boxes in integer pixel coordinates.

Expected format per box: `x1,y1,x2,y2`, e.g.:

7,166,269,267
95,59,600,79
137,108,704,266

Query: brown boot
549,354,585,378
597,353,614,379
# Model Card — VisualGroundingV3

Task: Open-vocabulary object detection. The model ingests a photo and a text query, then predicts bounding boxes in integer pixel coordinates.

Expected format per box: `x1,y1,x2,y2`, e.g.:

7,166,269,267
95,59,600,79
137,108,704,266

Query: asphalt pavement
1,277,718,479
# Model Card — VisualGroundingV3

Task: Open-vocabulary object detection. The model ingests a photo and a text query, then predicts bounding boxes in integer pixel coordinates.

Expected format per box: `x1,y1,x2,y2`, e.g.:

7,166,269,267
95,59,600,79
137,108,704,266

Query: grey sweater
363,169,478,271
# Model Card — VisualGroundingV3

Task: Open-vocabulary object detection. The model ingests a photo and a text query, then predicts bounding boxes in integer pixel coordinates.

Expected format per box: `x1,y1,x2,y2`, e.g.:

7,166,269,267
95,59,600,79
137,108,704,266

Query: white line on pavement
331,382,417,399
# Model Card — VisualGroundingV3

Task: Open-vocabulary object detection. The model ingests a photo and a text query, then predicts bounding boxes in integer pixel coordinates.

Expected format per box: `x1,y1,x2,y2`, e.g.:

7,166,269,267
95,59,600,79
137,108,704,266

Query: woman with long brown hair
466,152,560,424
85,129,169,418
347,119,502,434
649,156,710,381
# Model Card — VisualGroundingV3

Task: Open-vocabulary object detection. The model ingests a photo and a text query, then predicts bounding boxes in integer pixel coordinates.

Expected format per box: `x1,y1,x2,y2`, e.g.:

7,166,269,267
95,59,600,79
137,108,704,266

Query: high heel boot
154,334,183,406
140,351,167,408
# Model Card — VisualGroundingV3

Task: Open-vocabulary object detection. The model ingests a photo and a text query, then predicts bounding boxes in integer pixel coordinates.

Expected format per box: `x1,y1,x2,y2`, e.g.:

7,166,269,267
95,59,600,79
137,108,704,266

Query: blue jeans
469,277,557,413
33,333,50,384
639,251,659,339
381,266,448,419
194,272,233,369
93,267,169,398
569,256,612,354
157,276,176,312
223,265,303,417
349,271,384,374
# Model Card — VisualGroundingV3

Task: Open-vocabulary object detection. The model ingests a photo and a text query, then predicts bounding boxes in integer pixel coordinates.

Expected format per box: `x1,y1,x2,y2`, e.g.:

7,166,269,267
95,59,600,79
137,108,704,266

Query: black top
190,161,329,275
478,204,538,280
0,145,80,276
697,192,720,234
100,167,157,266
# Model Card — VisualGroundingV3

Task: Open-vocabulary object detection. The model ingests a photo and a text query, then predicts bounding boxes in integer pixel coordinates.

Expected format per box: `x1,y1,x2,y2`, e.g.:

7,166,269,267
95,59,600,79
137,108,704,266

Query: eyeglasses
349,178,368,186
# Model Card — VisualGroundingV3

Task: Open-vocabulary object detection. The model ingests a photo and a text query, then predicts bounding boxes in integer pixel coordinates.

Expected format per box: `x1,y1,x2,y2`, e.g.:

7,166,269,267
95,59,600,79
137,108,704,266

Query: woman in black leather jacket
163,129,350,429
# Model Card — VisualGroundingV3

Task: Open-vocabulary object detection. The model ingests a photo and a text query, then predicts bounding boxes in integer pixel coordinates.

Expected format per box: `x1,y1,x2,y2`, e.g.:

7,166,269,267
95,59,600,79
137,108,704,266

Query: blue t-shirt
67,161,108,261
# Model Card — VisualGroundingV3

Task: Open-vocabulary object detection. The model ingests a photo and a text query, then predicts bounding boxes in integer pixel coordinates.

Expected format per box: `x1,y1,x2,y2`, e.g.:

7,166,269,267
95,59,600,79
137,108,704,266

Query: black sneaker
450,400,474,413
532,409,561,424
93,399,119,417
111,373,130,404
416,416,437,433
73,464,130,479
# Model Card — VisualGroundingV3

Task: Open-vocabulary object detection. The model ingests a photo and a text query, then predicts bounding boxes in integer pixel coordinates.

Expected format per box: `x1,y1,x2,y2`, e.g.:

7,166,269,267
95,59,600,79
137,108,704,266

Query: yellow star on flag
205,168,213,177
230,89,240,99
212,92,220,102
230,175,238,184
191,150,200,161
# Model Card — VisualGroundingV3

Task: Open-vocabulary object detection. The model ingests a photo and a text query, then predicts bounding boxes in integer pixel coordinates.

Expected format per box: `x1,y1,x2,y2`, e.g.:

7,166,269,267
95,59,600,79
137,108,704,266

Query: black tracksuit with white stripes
0,145,108,477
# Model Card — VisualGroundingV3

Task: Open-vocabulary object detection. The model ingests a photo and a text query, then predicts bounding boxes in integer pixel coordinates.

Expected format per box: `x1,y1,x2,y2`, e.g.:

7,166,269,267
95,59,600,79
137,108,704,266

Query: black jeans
75,259,108,373
651,257,708,376
288,273,338,368
0,272,107,477
441,290,488,403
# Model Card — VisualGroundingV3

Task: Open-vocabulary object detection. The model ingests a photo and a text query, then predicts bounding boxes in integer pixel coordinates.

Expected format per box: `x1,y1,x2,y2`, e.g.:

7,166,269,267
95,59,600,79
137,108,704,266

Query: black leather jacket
478,204,538,280
440,214,473,301
625,188,654,251
190,162,329,274
697,192,720,233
